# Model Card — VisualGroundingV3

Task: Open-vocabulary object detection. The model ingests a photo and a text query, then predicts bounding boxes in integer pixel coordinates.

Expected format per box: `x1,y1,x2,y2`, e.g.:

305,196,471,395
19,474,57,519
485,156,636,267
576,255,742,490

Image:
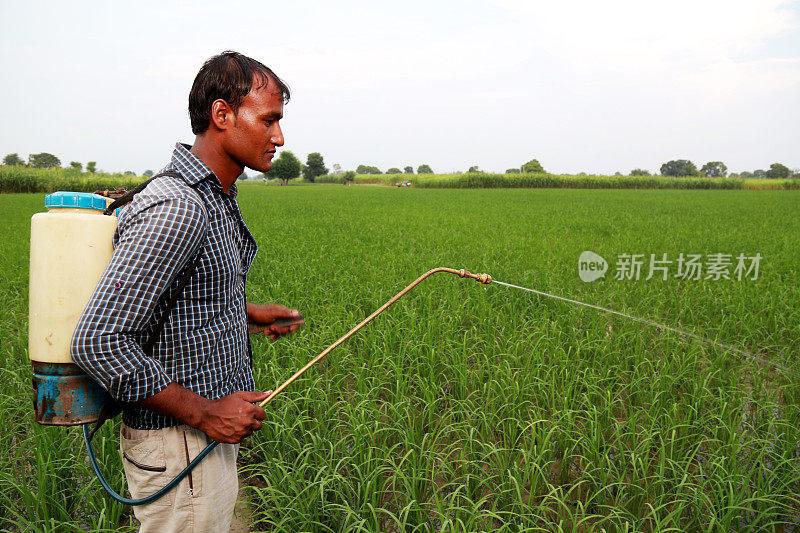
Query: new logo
578,251,607,282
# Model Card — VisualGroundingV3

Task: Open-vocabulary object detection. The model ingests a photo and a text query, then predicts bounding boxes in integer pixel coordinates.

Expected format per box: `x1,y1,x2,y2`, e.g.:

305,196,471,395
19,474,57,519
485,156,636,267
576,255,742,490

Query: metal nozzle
457,269,492,284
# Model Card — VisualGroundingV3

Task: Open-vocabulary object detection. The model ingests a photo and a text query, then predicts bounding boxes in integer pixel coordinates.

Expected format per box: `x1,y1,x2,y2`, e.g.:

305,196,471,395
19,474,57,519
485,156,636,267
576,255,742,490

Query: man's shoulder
119,173,208,227
141,172,205,208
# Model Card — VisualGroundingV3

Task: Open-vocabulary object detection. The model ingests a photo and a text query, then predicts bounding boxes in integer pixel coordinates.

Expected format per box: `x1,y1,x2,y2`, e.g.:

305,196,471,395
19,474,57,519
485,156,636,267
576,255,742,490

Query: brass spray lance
258,268,492,409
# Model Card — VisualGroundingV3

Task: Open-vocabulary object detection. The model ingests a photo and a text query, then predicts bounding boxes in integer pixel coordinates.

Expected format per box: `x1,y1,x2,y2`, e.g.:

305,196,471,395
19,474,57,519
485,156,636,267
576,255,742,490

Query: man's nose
270,124,284,147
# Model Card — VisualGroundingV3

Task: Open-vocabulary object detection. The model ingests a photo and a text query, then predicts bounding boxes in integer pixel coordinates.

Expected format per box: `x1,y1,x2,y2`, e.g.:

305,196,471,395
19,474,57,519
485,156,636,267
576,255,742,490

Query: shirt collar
170,143,238,197
170,143,214,185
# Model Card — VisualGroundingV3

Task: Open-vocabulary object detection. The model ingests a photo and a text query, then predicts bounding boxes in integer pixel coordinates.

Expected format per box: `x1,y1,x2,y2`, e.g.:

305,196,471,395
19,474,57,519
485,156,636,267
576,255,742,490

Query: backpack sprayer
28,188,789,506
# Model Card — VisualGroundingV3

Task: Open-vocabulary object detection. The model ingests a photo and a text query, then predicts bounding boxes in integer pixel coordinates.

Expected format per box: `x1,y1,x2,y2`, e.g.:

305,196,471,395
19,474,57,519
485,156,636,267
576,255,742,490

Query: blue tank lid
45,191,107,211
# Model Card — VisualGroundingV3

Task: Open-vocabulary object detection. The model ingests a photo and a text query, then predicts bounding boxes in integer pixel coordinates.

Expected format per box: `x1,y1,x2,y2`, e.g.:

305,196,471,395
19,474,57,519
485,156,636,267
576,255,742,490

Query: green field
1,186,799,531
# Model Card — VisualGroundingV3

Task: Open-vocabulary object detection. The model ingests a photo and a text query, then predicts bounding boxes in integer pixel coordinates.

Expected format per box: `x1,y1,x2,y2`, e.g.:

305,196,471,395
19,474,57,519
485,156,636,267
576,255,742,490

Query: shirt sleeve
71,192,207,404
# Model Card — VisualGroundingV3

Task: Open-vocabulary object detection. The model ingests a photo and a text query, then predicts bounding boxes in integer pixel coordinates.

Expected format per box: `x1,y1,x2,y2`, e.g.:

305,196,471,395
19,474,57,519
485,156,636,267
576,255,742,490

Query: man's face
223,80,285,173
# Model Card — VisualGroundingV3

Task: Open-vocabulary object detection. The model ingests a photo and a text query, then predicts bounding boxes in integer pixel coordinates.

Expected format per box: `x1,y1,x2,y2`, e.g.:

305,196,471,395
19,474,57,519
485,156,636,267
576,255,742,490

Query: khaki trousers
120,422,240,533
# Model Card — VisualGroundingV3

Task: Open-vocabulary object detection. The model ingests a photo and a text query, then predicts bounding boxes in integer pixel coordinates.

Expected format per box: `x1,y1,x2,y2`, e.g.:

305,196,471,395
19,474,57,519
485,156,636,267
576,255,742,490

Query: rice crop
1,186,798,531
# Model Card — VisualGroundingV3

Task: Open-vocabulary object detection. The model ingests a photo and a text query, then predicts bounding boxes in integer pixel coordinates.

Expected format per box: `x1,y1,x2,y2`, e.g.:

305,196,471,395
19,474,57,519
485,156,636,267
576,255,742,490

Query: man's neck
190,136,242,194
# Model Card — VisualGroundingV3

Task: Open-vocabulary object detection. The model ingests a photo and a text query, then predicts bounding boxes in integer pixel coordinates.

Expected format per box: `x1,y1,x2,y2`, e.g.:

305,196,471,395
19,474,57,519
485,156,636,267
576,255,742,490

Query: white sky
1,0,798,175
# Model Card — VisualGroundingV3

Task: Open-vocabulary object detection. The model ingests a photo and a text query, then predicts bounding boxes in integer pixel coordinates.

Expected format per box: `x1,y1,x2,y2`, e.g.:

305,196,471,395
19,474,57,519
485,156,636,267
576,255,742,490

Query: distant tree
266,150,302,184
69,161,82,172
86,161,97,173
701,161,727,178
660,159,698,177
766,162,790,180
753,169,767,179
738,171,754,178
630,168,650,176
386,167,402,174
124,170,136,176
467,166,480,173
614,172,622,176
417,164,433,174
505,168,520,174
237,171,249,181
3,153,24,166
143,170,154,177
404,166,414,174
356,164,381,174
521,159,544,173
331,163,342,175
343,170,356,182
28,152,61,169
303,152,328,182
793,168,800,179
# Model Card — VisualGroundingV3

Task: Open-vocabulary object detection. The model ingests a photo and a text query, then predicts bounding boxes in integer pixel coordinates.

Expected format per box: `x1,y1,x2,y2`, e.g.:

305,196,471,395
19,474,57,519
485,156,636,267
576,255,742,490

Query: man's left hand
247,303,303,339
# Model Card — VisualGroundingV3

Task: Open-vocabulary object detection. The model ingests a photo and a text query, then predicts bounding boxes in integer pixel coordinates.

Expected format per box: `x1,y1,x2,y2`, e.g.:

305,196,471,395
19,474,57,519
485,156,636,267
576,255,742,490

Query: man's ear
210,99,233,131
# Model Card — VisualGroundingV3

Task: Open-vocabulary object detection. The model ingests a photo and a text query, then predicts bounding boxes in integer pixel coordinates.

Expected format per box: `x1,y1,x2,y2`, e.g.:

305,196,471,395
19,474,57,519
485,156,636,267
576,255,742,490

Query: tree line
3,152,102,174
262,154,549,185
260,151,438,185
655,160,796,179
4,151,798,183
0,152,148,176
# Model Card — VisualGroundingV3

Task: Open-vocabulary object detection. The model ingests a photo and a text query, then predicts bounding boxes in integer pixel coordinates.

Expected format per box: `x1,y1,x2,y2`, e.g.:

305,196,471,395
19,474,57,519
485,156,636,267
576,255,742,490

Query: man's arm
72,193,207,404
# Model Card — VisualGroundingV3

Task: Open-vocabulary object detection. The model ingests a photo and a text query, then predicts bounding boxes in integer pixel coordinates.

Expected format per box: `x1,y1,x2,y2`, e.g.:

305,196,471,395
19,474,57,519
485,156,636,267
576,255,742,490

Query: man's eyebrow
261,111,283,120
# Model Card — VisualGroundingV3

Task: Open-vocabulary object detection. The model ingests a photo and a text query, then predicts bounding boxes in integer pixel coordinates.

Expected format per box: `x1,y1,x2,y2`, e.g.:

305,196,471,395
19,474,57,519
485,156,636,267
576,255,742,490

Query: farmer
71,51,300,532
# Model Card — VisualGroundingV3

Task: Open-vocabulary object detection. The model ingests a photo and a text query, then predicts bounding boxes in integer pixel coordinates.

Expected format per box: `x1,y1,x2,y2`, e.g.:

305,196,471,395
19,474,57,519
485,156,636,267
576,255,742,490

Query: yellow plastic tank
28,191,117,424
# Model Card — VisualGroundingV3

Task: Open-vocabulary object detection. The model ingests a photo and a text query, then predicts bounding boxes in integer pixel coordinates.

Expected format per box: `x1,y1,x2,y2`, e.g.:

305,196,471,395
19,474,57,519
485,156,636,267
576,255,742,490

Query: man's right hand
196,390,272,443
137,384,273,444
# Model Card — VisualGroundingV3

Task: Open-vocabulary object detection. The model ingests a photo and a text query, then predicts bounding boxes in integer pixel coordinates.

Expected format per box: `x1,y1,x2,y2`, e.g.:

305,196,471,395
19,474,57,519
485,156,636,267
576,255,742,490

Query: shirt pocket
120,425,173,506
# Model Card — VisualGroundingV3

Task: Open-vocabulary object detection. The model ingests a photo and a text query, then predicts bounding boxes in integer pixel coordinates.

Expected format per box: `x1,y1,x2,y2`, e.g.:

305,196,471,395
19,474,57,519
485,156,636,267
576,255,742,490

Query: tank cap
45,191,107,211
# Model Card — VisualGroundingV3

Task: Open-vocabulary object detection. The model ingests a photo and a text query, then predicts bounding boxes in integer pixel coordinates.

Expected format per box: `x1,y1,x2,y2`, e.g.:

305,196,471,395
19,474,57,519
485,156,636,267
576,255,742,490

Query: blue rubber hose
83,424,218,506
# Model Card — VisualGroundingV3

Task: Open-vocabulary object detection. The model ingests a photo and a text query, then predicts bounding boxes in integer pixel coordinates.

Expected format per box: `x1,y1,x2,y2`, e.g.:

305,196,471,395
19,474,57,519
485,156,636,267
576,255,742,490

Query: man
72,51,300,532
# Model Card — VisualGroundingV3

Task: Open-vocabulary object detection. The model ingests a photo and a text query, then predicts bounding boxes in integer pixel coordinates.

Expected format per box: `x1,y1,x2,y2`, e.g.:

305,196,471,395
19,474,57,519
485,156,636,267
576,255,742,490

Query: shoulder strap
103,170,184,215
142,252,202,356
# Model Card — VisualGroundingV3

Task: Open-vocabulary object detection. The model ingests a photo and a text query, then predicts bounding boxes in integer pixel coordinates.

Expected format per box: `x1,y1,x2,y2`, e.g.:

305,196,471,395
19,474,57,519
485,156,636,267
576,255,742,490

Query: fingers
235,390,271,403
249,305,303,339
272,306,300,319
265,322,301,339
249,303,300,323
267,324,292,336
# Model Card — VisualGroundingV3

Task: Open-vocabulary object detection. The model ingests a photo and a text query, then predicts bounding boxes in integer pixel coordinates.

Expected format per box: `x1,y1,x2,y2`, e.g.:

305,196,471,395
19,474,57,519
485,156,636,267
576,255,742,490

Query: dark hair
189,51,291,135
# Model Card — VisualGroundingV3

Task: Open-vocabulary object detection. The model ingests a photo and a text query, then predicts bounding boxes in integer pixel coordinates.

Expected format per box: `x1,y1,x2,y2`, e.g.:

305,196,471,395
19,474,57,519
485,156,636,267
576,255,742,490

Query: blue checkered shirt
72,143,258,429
